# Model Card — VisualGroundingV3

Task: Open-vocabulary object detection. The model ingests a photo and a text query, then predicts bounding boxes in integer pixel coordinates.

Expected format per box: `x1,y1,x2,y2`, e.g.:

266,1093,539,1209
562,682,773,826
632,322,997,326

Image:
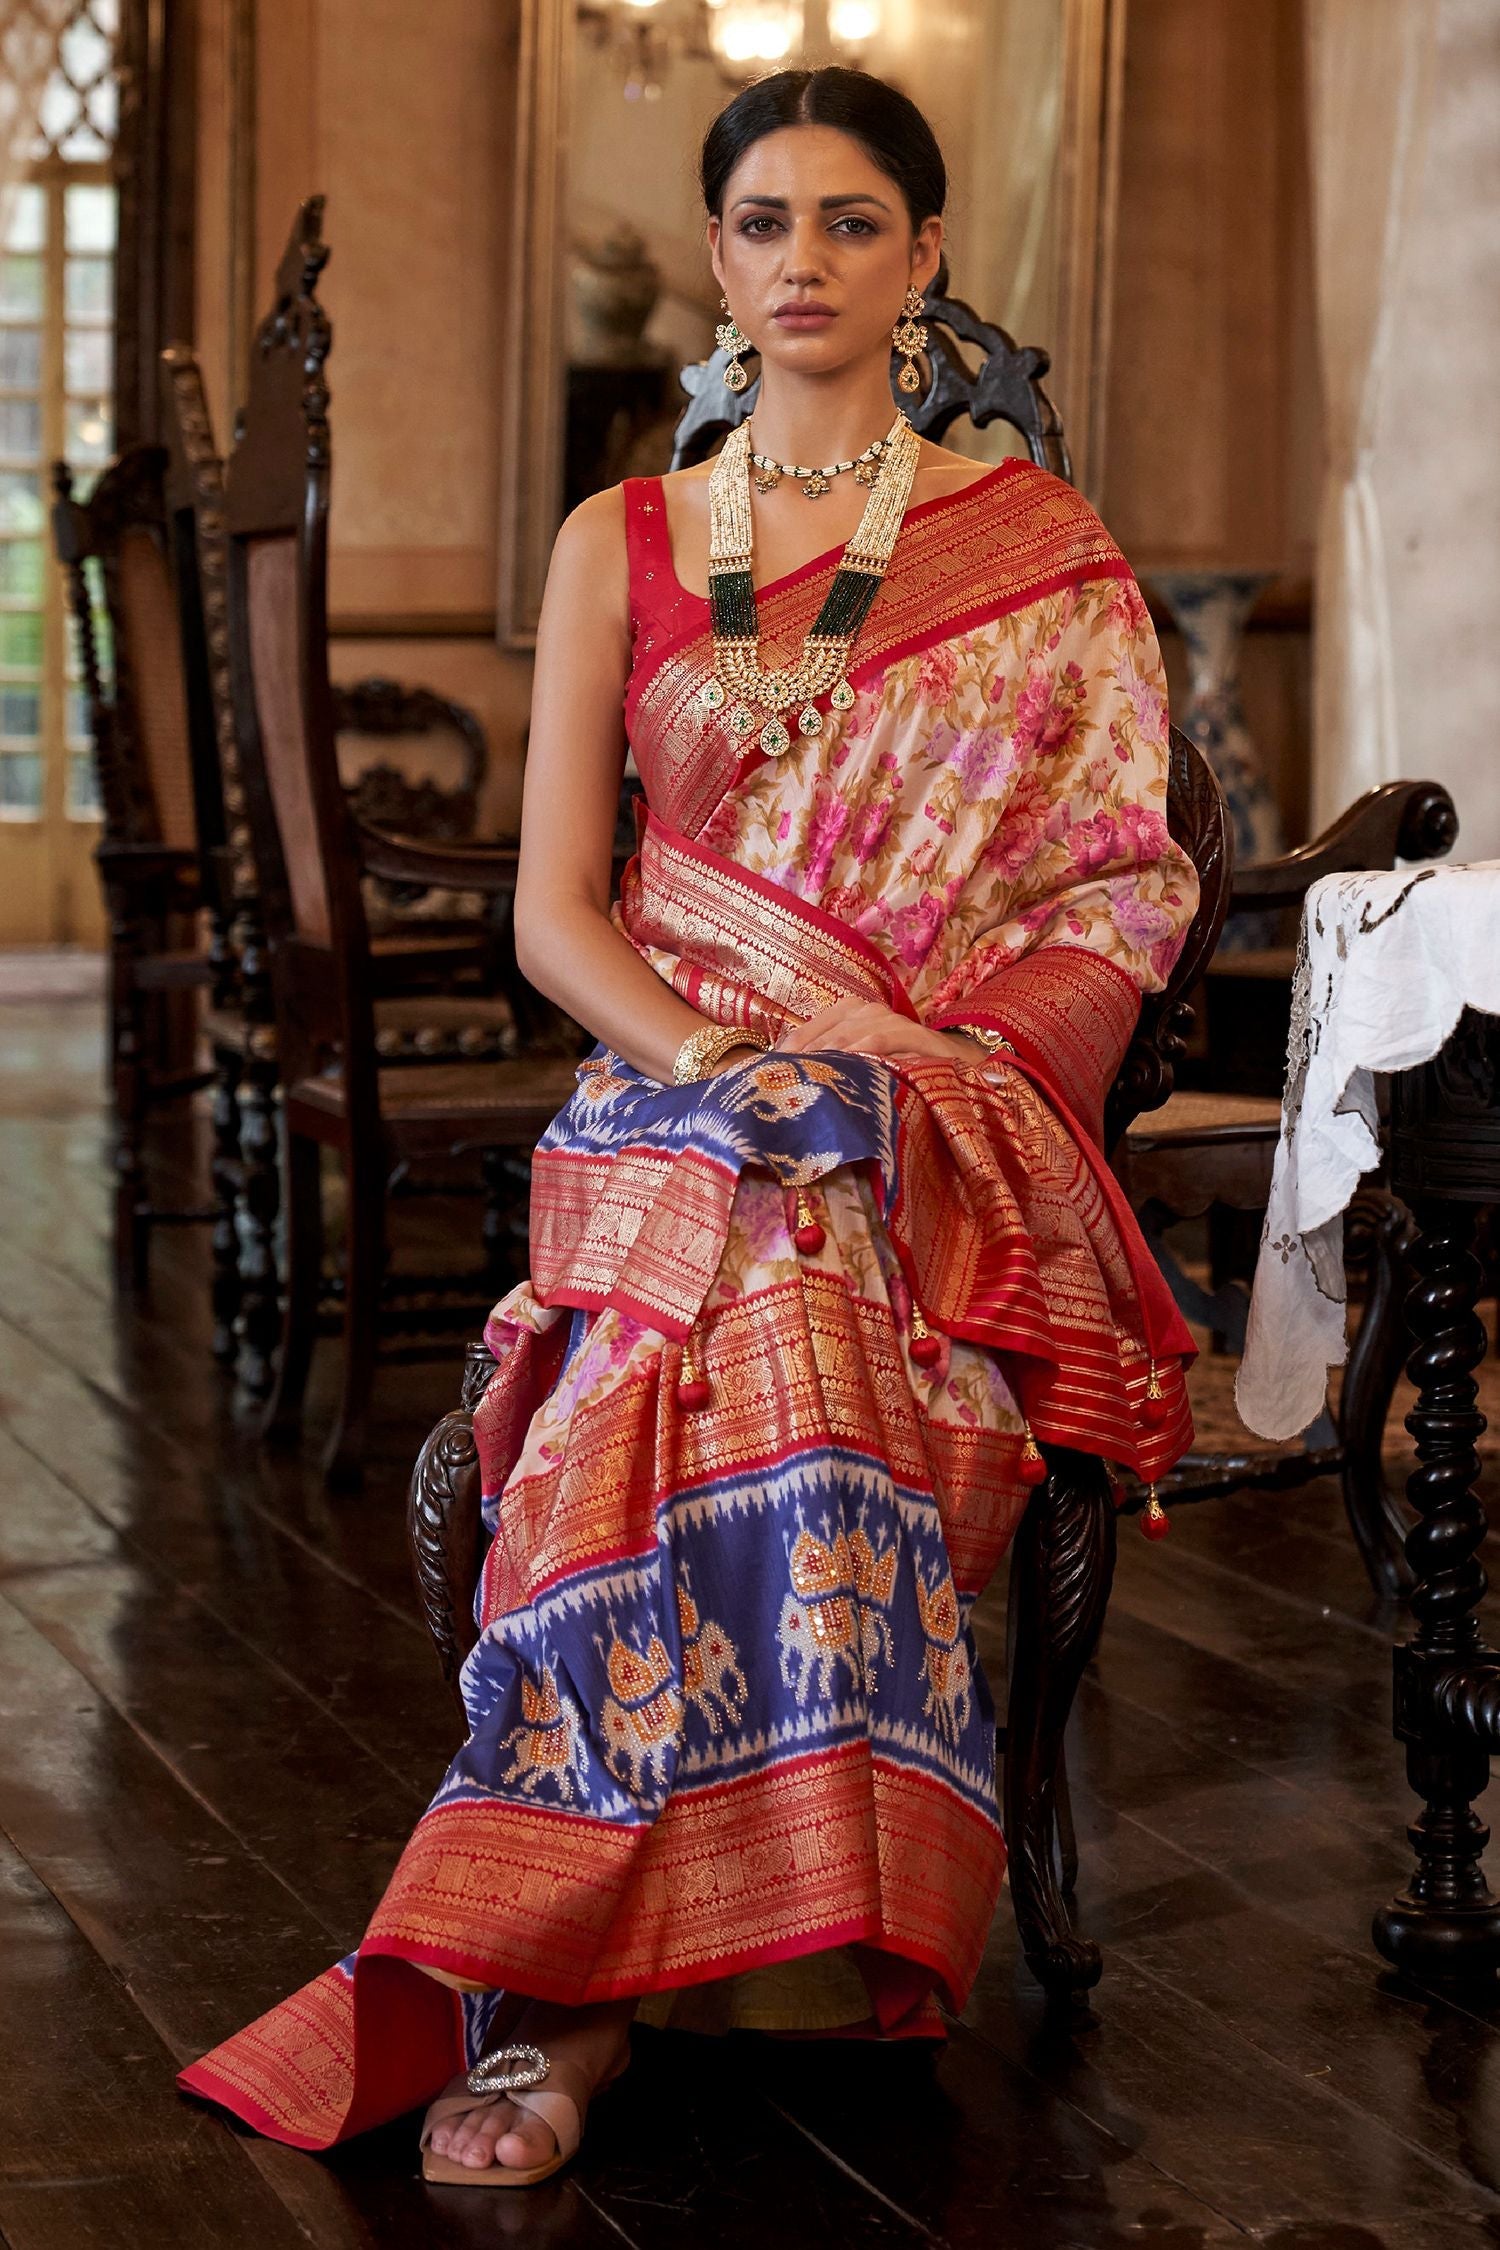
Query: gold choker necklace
698,410,921,759
748,429,890,499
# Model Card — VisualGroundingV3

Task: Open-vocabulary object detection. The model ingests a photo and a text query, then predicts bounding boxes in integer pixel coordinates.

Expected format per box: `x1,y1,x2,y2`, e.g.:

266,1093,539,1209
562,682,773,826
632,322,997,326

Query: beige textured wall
1101,0,1320,841
194,0,534,831
1372,0,1500,860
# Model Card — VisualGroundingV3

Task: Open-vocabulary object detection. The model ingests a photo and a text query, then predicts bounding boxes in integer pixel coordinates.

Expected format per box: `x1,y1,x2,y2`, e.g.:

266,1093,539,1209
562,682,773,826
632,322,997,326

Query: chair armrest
357,822,521,894
1231,780,1458,908
95,839,200,889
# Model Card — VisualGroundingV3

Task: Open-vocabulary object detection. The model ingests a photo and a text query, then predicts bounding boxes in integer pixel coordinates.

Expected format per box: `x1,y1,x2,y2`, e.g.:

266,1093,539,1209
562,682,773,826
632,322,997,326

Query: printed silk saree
180,457,1200,2146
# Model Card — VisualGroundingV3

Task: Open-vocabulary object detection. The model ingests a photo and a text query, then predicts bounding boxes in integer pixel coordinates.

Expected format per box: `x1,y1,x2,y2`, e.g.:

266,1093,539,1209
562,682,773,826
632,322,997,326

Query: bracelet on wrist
672,1023,770,1084
954,1024,1016,1061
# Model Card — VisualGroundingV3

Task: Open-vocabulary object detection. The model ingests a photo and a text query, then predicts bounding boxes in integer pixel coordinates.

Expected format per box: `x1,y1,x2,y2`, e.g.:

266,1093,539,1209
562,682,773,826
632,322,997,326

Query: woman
180,67,1198,2185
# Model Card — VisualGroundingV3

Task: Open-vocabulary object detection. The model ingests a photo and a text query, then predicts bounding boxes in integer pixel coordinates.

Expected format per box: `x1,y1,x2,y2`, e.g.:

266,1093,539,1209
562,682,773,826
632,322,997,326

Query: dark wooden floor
4,993,1500,2250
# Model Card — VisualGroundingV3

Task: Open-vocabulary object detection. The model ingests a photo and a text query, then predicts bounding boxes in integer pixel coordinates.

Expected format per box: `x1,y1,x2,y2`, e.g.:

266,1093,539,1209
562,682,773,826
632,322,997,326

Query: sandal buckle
465,2040,550,2098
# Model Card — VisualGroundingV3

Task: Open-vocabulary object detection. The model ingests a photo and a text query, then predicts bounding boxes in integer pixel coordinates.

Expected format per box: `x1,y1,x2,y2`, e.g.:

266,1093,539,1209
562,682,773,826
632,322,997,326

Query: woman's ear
706,213,723,292
913,215,943,294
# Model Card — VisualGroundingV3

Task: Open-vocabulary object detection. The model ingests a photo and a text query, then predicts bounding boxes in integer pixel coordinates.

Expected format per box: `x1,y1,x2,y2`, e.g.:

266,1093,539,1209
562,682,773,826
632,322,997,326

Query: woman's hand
771,998,988,1066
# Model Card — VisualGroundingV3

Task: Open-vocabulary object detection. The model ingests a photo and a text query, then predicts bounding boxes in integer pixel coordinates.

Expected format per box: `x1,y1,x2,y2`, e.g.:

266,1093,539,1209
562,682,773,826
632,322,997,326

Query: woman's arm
513,487,755,1084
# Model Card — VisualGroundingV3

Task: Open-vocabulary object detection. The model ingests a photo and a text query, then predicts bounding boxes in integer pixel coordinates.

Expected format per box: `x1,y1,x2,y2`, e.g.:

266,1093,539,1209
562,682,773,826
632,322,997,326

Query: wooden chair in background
219,197,581,1481
51,445,230,1310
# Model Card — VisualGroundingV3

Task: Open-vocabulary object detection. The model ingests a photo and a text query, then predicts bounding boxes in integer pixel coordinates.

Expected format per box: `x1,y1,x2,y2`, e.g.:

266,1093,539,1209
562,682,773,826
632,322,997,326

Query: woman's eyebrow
729,193,893,213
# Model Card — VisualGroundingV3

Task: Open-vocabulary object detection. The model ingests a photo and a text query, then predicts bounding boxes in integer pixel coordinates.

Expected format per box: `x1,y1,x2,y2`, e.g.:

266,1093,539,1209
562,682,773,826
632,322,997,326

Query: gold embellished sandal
419,2040,624,2189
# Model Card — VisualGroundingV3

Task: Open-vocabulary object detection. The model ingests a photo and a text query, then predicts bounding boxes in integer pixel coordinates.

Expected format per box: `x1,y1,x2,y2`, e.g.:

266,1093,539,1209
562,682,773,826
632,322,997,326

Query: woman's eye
832,217,876,237
739,216,780,236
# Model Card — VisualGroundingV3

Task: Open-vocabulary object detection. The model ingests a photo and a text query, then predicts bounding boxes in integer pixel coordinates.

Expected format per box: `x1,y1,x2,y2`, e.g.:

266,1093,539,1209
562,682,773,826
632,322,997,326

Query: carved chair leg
208,1039,243,1365
262,1129,322,1444
1340,1187,1417,1600
408,1342,502,1719
323,1144,386,1487
107,918,149,1290
1004,1445,1117,2000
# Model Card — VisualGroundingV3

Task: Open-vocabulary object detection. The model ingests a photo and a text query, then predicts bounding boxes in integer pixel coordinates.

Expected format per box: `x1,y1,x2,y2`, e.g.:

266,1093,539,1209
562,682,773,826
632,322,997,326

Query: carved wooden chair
159,336,547,1396
51,445,228,1300
221,197,581,1481
1116,779,1458,1599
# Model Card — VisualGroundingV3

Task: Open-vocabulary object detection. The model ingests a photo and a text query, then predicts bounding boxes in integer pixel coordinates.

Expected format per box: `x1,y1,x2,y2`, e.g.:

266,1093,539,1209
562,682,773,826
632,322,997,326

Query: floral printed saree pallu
179,458,1200,2147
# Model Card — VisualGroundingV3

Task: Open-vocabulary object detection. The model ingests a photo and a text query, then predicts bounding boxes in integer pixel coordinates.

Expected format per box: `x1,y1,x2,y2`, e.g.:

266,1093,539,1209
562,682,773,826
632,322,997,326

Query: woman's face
708,123,942,380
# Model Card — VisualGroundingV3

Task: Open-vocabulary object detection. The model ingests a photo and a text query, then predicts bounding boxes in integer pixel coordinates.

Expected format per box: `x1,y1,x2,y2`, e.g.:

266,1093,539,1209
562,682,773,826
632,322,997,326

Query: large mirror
498,0,1125,645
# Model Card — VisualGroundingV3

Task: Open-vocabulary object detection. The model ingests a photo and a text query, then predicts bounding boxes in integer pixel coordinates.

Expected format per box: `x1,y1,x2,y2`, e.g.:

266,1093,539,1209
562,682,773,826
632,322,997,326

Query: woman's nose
780,225,828,284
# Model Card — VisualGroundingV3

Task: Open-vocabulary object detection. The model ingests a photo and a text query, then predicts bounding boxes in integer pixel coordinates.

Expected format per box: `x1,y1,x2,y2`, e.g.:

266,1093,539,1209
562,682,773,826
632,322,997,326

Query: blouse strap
622,476,674,630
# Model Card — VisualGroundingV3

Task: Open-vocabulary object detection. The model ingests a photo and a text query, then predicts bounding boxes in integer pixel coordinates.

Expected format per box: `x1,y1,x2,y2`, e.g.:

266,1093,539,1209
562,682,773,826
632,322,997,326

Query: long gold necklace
698,408,922,759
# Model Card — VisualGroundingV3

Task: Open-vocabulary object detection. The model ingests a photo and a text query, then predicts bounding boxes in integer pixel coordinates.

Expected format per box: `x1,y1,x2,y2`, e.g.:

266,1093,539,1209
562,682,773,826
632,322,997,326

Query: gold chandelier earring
892,283,928,396
717,296,751,393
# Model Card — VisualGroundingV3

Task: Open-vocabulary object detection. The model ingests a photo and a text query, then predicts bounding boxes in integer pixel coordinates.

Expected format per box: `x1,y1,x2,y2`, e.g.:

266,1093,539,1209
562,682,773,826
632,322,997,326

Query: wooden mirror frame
496,0,1128,648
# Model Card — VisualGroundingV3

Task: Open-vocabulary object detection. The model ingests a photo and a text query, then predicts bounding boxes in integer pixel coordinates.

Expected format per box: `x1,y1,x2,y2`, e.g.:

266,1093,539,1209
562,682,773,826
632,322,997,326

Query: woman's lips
773,308,837,328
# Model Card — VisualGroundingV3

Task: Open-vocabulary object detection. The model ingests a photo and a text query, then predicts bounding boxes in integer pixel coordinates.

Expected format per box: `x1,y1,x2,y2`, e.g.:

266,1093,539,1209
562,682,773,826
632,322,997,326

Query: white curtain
0,3,75,245
1305,0,1438,830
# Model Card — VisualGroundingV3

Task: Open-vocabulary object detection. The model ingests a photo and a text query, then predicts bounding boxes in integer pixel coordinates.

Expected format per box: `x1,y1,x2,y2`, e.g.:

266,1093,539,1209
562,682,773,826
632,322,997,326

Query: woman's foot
424,1996,635,2175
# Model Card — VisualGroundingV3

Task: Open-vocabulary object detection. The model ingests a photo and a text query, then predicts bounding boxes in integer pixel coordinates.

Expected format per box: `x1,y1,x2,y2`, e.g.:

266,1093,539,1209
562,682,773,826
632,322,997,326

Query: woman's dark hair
700,67,946,232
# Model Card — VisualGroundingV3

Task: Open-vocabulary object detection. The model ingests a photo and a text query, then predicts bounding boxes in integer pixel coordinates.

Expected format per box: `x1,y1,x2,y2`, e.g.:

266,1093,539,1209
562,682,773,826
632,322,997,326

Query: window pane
65,396,111,462
3,187,45,255
0,749,43,817
65,184,116,254
60,12,112,89
67,685,91,737
0,255,44,318
65,324,111,392
1,686,41,736
0,329,41,387
65,256,111,319
0,612,42,668
0,473,43,533
0,397,41,458
68,747,100,818
0,542,43,601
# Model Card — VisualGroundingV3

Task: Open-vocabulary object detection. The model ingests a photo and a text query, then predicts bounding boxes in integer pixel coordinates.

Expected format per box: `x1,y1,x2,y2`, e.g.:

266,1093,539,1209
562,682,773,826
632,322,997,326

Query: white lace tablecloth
1236,862,1500,1441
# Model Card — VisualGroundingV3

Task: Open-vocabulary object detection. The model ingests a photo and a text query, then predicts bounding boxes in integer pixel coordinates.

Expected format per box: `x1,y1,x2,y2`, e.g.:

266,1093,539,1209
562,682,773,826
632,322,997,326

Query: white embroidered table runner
1236,862,1500,1441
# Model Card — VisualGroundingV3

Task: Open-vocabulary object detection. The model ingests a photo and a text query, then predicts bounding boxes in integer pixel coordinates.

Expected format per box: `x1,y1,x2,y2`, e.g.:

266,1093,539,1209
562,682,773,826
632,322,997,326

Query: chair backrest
333,677,487,842
159,343,259,937
221,195,376,1089
671,262,1070,475
50,444,223,859
1104,725,1232,1150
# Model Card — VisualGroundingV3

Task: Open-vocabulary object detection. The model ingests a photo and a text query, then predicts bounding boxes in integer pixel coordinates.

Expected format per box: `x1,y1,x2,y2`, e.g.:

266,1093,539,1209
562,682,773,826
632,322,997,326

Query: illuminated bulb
829,0,881,41
710,0,802,64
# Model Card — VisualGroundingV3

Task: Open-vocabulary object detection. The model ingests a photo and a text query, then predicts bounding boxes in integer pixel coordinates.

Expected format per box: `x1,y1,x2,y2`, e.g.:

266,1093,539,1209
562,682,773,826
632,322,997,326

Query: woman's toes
494,2113,557,2172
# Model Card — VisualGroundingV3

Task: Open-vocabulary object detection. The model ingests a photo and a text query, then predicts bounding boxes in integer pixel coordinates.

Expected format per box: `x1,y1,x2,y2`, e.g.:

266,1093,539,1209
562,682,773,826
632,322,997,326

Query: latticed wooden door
0,0,116,945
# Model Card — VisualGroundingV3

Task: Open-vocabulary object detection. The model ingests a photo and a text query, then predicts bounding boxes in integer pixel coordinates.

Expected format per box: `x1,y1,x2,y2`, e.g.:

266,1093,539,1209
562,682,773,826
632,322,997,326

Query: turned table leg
1372,1194,1500,1980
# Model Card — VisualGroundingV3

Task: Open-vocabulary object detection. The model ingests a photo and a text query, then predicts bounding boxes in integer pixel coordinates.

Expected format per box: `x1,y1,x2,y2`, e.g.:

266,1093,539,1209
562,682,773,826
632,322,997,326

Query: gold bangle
672,1024,769,1084
955,1024,1016,1060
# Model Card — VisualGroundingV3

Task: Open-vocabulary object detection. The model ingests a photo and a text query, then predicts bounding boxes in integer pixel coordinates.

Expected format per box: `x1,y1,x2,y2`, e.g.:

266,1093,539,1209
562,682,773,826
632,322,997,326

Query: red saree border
928,945,1143,1146
621,806,920,1024
361,1743,1000,2010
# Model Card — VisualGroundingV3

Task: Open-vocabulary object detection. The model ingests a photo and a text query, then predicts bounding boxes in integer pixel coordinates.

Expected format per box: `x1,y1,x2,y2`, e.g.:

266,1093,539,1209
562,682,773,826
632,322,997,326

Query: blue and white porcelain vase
1152,571,1284,947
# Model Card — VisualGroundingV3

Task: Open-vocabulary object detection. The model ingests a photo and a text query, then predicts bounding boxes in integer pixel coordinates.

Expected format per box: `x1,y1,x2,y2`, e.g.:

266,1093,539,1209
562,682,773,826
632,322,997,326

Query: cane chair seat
288,1053,580,1138
1126,1089,1282,1145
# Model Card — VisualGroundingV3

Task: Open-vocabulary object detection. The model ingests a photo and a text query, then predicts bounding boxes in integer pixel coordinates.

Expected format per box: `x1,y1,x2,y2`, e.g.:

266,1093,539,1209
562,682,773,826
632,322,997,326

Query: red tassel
676,1376,711,1411
1142,1364,1170,1427
791,1189,825,1255
909,1334,941,1368
1018,1431,1047,1486
1140,1489,1170,1541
